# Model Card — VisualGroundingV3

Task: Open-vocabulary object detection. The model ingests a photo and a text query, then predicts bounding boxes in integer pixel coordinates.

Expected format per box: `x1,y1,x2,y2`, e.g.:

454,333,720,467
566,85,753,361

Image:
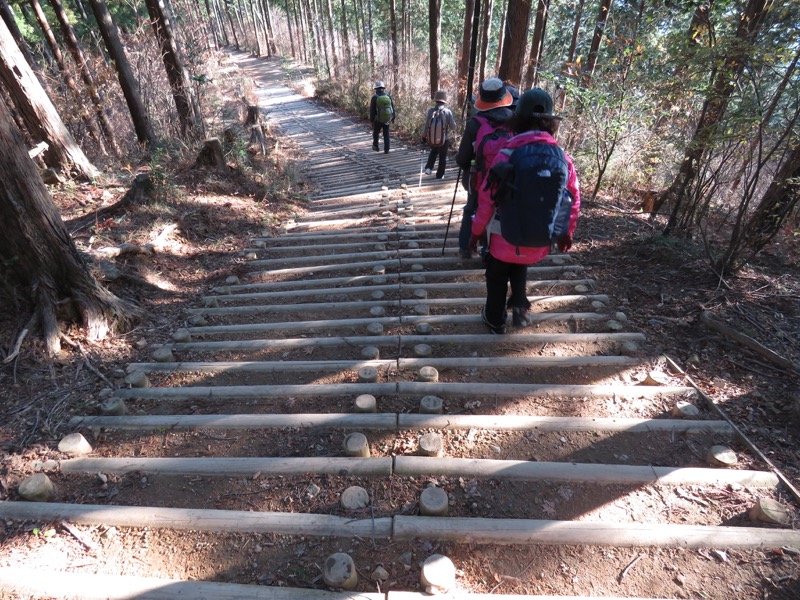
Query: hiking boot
481,306,506,335
458,249,473,259
384,149,389,154
372,144,379,152
512,306,529,328
424,168,432,175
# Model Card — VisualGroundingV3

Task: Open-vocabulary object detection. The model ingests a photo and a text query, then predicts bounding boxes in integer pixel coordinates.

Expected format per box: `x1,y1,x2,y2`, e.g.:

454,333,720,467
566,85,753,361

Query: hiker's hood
505,130,557,149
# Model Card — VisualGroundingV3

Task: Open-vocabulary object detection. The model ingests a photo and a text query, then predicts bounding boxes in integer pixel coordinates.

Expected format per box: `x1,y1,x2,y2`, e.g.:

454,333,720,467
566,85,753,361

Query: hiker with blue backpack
469,88,581,334
455,78,515,259
421,91,457,179
369,81,396,154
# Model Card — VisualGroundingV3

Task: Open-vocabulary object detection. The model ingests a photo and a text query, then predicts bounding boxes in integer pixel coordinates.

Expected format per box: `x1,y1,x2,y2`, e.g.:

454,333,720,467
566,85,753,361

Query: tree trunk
49,0,120,155
428,0,441,98
582,0,612,85
658,0,774,232
0,0,38,70
339,0,351,68
464,0,481,121
523,0,547,88
144,0,199,136
497,0,530,86
87,0,156,147
478,0,492,82
494,0,506,73
262,0,277,54
0,16,98,179
366,0,374,71
29,0,107,154
388,0,399,83
735,139,800,269
457,0,474,109
0,96,137,355
223,0,240,48
566,0,584,65
313,0,330,75
324,0,338,76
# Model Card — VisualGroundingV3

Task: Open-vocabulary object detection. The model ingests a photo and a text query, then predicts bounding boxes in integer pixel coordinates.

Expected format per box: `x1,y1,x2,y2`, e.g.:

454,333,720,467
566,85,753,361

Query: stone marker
244,252,258,260
58,433,93,456
377,234,389,242
414,304,431,315
551,257,565,265
411,264,425,272
414,344,432,358
354,394,377,413
415,323,433,335
417,367,439,383
100,397,127,416
343,432,370,457
749,497,790,525
322,552,358,590
420,486,449,516
419,433,443,457
408,241,420,249
413,289,428,299
706,445,738,467
172,328,191,343
340,486,370,510
152,345,175,362
372,276,388,285
671,401,700,418
358,366,379,383
615,311,628,322
373,265,386,274
366,323,384,336
575,284,589,293
420,554,456,595
412,275,426,284
361,346,380,360
620,341,639,355
225,275,239,285
18,473,56,502
124,371,150,388
134,338,148,350
187,315,207,326
606,320,624,331
370,306,386,317
591,300,606,311
203,297,219,307
420,395,444,414
374,244,387,251
371,290,385,300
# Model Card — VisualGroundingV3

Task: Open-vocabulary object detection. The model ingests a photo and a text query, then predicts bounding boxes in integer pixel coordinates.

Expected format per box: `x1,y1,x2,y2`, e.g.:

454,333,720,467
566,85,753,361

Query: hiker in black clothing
421,90,457,179
455,78,514,258
369,81,396,154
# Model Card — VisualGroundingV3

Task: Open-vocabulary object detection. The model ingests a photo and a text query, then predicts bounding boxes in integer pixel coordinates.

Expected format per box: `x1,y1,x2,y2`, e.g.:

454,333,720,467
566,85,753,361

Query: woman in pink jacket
469,88,581,334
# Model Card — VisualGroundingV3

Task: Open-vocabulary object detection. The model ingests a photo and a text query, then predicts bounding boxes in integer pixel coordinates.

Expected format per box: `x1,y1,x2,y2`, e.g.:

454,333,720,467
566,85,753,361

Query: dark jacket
369,91,396,123
455,106,513,170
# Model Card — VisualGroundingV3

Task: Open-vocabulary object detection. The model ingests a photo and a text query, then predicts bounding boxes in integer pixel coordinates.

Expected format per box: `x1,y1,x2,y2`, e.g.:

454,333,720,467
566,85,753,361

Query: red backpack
471,115,512,193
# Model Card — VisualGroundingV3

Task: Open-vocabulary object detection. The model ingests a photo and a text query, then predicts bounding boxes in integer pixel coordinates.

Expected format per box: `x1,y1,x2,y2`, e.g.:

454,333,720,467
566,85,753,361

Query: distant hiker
455,78,514,259
470,88,581,334
422,90,457,179
369,81,396,154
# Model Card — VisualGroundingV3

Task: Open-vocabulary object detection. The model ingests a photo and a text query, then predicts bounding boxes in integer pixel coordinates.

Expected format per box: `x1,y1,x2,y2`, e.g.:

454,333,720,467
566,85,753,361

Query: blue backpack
491,143,571,248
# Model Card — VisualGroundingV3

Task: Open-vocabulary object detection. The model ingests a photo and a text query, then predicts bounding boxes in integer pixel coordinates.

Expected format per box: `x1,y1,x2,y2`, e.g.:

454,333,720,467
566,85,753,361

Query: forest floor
1,55,799,599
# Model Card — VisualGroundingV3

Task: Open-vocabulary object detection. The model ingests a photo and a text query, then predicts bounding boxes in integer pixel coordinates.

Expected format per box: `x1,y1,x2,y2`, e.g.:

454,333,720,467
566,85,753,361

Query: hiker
455,78,514,259
369,81,396,154
469,88,581,334
421,90,457,179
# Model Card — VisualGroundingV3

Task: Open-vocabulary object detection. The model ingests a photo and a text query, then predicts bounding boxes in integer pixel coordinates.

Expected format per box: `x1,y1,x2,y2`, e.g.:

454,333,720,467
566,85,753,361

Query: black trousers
424,142,448,178
483,253,531,328
372,121,390,152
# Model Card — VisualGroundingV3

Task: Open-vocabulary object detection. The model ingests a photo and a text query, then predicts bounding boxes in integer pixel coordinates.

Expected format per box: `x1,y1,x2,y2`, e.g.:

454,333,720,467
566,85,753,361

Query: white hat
374,81,385,89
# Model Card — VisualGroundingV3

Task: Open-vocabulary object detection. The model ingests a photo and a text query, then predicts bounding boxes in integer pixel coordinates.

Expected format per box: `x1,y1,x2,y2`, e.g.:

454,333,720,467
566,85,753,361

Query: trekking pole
442,167,463,255
418,147,425,189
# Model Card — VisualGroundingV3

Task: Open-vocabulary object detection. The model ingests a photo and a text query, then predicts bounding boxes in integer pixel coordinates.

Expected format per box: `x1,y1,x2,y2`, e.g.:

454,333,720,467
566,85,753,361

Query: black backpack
490,142,571,248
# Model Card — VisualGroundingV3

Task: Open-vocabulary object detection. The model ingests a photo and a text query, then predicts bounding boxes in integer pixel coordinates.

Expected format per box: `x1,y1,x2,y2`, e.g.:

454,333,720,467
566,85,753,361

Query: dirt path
1,53,798,600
